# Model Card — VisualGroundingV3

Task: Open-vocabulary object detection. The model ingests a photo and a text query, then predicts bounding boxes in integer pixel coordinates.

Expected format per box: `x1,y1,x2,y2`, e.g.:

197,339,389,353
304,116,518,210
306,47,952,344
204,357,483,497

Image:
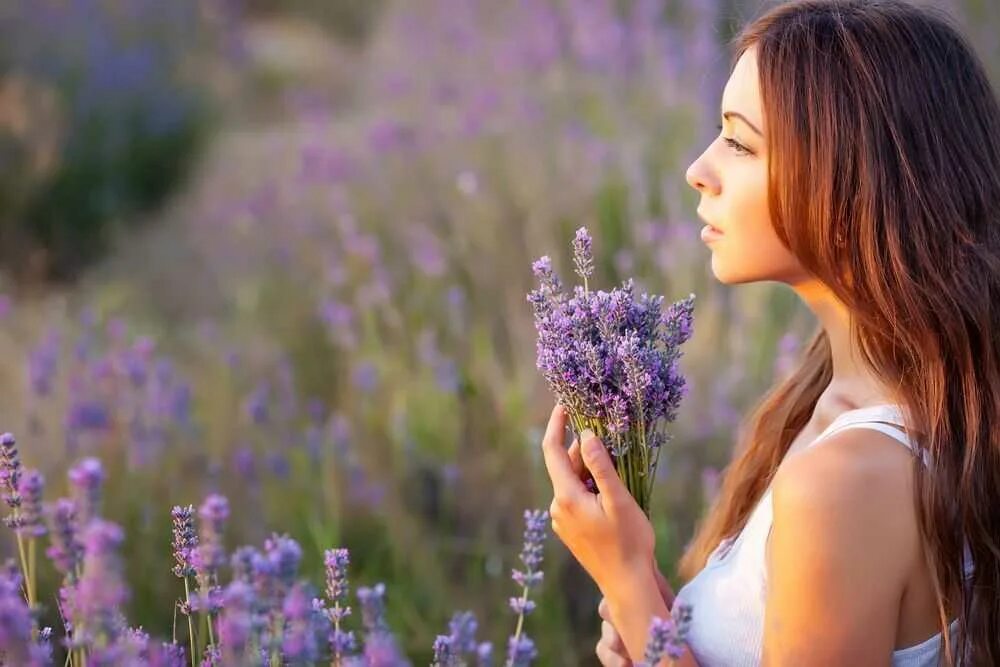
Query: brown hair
677,1,1000,663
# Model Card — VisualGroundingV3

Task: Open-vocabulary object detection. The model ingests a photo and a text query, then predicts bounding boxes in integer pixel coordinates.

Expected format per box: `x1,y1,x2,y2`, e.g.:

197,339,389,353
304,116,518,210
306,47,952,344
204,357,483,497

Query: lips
696,209,723,233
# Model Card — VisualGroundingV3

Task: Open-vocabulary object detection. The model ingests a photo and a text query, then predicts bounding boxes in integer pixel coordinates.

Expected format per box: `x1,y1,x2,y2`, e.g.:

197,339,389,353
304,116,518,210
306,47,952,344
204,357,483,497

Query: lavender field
0,0,995,664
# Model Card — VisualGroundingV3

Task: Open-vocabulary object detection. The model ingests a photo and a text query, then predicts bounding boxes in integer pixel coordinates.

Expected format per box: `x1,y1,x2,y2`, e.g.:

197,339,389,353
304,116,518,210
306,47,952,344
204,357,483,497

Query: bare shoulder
772,427,920,560
762,429,922,662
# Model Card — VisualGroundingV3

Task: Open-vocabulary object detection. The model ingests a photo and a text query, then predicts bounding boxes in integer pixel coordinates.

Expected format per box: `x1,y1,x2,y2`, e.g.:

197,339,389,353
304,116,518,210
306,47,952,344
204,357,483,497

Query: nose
685,154,719,196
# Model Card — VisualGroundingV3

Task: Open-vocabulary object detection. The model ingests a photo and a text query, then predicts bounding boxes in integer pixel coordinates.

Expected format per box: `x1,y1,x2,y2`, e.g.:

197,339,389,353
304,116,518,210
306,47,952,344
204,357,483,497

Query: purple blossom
46,498,83,577
197,494,229,578
68,457,105,523
572,226,594,280
68,520,129,650
447,610,479,655
281,582,325,664
476,641,493,667
432,634,456,666
637,602,693,666
0,433,22,512
0,561,42,665
171,505,198,579
217,580,255,664
506,509,548,667
322,548,351,623
505,635,537,667
528,227,695,512
14,470,45,537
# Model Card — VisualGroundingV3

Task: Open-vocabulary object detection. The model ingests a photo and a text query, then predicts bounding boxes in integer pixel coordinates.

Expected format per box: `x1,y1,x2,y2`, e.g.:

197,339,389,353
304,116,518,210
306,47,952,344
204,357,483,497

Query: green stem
506,584,531,667
183,576,197,667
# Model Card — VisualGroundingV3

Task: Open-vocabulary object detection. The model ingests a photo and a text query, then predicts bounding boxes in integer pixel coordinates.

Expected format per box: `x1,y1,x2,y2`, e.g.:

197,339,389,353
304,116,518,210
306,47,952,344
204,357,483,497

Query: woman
539,1,1000,665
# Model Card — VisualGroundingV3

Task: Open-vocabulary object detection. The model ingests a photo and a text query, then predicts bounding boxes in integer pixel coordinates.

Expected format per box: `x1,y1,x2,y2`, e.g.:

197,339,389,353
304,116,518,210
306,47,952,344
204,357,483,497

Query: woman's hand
596,568,675,665
540,403,657,600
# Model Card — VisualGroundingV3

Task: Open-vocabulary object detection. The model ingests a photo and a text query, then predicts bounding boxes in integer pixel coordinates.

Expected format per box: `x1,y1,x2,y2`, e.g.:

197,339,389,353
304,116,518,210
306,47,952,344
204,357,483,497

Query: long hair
676,2,1000,663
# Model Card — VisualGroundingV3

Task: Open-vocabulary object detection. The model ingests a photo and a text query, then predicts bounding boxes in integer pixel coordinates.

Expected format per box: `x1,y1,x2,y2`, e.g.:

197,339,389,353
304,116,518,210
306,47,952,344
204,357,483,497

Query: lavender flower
432,634,457,666
171,505,198,579
15,470,45,538
68,520,129,651
476,641,494,667
0,433,22,513
528,227,695,513
505,635,537,667
447,610,479,655
572,226,594,281
68,457,105,523
506,509,549,667
318,547,355,661
197,494,229,579
0,561,45,665
281,582,325,665
357,583,406,665
637,602,693,667
217,580,255,664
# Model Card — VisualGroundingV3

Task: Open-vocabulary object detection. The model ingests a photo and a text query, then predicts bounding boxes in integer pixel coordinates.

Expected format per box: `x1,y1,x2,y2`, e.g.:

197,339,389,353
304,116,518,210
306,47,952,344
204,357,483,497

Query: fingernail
580,428,595,442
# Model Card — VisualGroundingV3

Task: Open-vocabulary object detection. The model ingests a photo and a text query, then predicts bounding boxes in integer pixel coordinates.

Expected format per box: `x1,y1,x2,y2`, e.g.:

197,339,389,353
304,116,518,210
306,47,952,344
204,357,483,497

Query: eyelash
715,124,752,156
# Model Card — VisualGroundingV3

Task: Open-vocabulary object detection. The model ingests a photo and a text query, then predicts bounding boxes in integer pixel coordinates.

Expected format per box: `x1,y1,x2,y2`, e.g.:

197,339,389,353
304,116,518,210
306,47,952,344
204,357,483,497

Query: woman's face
685,47,809,286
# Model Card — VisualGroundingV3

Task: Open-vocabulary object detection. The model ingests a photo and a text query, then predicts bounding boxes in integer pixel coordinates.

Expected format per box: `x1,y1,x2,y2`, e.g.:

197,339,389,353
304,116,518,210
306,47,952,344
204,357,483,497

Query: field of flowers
0,0,993,664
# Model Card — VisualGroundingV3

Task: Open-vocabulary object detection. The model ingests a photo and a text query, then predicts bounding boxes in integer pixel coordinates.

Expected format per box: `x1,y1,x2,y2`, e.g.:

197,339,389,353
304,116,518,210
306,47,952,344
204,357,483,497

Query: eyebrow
722,111,763,137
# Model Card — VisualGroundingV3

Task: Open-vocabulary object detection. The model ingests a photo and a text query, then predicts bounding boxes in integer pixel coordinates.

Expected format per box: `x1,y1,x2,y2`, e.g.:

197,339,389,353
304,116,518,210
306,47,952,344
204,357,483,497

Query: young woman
539,1,1000,664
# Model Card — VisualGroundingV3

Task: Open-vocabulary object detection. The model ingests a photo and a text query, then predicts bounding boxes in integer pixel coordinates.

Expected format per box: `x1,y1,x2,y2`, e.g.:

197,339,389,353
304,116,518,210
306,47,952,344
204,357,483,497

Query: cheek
709,211,806,285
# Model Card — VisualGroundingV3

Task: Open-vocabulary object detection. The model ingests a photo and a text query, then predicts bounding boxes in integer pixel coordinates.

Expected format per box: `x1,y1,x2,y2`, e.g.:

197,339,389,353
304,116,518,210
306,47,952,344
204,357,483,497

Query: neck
790,279,895,408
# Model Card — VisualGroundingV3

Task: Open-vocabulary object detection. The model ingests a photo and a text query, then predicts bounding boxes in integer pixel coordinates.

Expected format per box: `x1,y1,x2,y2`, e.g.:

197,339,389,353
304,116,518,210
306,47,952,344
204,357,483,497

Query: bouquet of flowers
528,227,695,516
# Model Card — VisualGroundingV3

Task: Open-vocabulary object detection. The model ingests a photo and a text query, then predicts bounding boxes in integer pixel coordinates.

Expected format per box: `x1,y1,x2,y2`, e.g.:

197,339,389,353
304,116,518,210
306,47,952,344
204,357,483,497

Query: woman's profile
539,0,1000,664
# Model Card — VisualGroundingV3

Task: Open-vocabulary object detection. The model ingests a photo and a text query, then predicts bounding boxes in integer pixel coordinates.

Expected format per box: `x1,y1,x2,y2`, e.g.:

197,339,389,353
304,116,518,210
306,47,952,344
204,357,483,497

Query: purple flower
506,509,549,666
14,470,45,537
432,635,456,667
638,602,693,666
197,494,229,578
68,457,105,523
447,610,479,655
476,641,493,667
572,226,594,281
69,520,129,649
322,548,351,622
243,382,270,426
281,582,325,664
511,509,548,597
0,561,40,664
217,580,255,664
527,227,695,513
46,498,83,578
0,433,22,512
263,534,302,587
505,635,537,667
357,582,389,634
171,505,198,579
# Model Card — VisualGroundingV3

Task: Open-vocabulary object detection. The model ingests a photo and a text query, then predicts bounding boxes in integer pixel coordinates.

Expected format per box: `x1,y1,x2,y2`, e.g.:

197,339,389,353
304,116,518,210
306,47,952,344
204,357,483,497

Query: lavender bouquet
528,227,695,516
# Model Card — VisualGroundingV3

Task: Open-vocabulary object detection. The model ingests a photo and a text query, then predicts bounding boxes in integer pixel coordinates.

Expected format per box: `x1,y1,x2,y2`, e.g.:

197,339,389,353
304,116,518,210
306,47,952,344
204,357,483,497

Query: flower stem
183,576,197,667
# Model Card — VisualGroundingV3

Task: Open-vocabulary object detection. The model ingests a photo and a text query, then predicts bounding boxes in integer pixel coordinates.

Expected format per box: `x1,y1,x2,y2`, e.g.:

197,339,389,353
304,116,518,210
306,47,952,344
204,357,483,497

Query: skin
542,46,940,666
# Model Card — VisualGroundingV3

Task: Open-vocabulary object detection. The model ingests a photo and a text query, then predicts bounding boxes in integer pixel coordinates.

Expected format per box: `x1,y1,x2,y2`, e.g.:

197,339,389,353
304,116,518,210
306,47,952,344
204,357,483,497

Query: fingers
541,404,585,505
596,620,631,666
567,438,585,479
580,429,626,508
598,596,610,622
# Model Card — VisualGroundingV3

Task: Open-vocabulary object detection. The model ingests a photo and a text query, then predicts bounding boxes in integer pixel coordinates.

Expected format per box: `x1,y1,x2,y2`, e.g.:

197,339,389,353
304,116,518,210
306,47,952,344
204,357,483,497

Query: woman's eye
715,123,752,156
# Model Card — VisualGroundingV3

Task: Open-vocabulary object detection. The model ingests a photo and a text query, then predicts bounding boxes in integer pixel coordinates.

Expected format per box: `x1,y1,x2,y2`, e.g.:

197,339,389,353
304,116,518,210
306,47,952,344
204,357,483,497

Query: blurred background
0,0,996,663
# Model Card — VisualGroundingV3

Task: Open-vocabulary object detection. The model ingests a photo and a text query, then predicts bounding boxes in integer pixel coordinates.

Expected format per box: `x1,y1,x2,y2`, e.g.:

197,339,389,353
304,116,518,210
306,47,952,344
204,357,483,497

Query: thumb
581,430,626,506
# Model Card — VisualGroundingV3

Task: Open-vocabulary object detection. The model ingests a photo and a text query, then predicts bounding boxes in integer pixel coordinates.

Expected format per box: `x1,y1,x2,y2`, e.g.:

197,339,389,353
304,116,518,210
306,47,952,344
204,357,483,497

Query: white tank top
673,404,973,666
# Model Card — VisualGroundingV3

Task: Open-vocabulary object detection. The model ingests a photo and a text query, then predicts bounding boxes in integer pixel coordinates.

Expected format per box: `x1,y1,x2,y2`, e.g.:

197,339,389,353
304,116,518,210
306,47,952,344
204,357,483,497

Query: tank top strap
807,403,975,578
808,403,926,462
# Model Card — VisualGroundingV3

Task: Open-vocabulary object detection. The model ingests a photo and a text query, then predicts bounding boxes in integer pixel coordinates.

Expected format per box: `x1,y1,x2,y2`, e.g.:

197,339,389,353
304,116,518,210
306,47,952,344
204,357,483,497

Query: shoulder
771,427,919,565
762,429,920,662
